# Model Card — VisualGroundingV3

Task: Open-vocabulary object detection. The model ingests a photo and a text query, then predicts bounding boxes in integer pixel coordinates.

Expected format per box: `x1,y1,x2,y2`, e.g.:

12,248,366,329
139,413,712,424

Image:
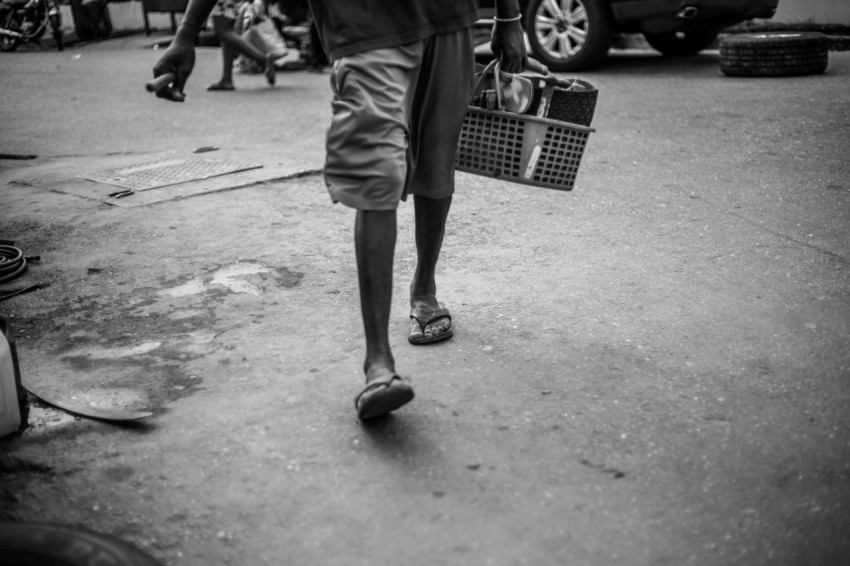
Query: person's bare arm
491,0,527,73
150,0,219,101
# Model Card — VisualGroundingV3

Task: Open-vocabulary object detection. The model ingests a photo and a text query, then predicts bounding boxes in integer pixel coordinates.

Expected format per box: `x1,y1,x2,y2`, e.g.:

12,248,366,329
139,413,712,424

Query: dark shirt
308,0,479,60
275,0,310,22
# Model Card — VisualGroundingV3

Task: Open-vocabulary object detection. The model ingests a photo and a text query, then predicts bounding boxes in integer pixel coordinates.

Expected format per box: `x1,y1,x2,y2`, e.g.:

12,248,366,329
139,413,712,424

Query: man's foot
265,54,277,86
206,81,235,91
355,366,414,420
409,301,453,345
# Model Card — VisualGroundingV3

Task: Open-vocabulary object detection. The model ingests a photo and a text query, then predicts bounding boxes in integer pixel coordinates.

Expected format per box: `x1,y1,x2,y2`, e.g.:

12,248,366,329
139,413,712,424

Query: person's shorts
324,28,475,211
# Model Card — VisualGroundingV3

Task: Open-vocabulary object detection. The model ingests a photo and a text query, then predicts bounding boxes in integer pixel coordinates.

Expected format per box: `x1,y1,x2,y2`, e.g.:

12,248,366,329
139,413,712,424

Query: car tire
524,0,614,72
643,30,720,57
719,32,829,77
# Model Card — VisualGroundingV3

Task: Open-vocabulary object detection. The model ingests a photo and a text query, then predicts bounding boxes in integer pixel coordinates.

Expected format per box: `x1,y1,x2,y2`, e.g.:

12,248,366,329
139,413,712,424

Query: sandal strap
410,304,451,330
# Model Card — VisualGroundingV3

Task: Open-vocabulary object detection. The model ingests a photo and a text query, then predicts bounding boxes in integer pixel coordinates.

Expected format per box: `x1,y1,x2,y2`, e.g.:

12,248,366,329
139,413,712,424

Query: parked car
478,0,780,71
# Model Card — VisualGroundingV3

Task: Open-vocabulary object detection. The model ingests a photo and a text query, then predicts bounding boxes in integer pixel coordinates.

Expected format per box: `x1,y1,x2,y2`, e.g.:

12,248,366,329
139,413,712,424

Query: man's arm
150,0,219,101
491,0,527,73
175,0,220,42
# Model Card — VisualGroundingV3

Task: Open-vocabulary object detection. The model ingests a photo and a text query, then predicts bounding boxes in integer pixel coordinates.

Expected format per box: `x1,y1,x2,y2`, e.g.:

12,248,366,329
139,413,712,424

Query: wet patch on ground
157,261,304,297
10,260,304,434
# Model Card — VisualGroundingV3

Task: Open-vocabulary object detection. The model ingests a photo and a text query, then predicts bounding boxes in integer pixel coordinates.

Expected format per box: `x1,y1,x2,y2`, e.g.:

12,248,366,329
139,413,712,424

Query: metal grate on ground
85,156,263,191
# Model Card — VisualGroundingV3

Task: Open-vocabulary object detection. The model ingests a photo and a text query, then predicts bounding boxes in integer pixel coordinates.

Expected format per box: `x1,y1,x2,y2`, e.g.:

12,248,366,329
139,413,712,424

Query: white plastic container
0,316,22,437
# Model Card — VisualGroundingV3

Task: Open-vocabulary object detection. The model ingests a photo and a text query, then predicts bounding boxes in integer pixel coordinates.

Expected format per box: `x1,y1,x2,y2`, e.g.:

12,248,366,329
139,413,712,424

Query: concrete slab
7,149,321,207
0,42,330,209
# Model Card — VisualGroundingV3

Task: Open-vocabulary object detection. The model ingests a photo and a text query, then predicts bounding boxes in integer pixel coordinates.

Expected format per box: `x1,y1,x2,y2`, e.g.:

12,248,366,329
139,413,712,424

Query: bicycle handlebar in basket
455,60,597,192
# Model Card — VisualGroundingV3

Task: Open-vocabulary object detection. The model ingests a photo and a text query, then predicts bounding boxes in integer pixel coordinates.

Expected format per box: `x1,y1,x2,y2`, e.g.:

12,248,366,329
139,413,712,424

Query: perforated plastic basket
455,107,594,191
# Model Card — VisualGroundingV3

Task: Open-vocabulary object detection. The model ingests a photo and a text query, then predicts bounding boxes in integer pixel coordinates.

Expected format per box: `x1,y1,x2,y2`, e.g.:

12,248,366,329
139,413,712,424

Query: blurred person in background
206,0,277,90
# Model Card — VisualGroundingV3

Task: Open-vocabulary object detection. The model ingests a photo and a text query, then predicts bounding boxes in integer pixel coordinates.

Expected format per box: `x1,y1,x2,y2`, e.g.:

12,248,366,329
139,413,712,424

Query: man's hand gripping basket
455,60,597,191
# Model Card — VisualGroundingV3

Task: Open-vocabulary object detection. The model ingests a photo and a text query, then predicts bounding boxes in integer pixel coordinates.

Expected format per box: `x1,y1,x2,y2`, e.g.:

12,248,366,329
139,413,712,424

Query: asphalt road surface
1,36,848,566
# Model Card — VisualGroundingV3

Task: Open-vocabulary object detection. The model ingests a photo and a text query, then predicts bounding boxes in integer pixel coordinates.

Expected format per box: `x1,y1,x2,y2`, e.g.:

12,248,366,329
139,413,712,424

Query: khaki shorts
324,28,474,210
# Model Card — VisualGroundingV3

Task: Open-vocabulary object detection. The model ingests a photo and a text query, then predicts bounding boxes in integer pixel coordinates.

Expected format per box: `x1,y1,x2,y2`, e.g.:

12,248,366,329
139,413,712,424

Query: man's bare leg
356,209,397,380
409,195,453,343
354,209,414,418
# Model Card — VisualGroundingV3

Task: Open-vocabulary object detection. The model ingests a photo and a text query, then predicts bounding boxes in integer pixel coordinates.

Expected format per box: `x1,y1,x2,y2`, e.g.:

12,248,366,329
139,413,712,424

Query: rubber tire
0,35,21,52
720,62,829,77
524,0,614,72
643,30,720,57
721,53,827,66
0,522,164,566
720,32,829,77
0,13,22,51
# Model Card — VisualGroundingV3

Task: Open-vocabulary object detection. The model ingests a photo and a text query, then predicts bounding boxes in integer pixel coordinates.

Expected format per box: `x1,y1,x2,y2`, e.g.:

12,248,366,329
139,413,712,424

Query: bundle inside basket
526,77,598,127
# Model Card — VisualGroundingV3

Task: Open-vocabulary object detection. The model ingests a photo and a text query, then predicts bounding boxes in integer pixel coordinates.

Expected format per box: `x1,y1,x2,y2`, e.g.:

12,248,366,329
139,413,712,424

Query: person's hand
151,39,196,102
490,18,528,74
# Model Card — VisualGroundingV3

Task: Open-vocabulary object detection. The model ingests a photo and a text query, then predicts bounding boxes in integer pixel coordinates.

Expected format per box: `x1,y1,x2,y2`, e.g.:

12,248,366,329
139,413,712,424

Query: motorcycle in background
0,0,64,52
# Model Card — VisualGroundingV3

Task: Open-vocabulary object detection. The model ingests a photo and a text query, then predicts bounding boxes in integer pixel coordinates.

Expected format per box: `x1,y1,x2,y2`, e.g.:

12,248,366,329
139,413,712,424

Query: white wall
108,1,181,32
773,0,850,24
60,1,183,33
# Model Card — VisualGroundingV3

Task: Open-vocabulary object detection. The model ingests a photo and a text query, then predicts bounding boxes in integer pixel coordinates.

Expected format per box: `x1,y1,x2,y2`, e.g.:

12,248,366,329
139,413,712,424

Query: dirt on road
1,42,848,566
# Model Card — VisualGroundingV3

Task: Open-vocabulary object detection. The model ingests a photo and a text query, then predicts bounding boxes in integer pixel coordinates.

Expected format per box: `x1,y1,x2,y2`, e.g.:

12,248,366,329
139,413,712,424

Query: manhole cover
85,156,263,191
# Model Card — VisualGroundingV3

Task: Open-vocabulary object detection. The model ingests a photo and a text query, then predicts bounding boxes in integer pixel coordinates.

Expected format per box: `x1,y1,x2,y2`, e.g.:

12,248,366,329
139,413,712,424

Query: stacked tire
720,32,829,77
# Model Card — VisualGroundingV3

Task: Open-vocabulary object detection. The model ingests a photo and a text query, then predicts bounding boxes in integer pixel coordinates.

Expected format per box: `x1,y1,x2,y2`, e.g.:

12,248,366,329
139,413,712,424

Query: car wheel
719,32,829,77
524,0,614,72
643,30,720,57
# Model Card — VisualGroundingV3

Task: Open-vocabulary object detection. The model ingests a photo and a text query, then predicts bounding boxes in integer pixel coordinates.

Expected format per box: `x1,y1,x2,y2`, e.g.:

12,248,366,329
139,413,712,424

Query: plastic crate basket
455,107,594,191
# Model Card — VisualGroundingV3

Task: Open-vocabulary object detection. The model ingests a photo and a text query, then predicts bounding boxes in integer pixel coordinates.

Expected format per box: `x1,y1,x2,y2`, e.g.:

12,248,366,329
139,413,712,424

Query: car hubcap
535,0,589,58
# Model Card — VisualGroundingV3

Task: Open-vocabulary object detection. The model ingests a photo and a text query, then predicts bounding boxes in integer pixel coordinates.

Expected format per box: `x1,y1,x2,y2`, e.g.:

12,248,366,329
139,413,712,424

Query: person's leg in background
207,15,238,89
207,13,276,90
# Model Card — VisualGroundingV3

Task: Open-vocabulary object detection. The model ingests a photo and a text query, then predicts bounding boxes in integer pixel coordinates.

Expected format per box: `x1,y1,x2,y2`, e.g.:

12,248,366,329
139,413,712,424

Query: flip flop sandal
355,374,414,420
409,305,453,345
206,83,235,91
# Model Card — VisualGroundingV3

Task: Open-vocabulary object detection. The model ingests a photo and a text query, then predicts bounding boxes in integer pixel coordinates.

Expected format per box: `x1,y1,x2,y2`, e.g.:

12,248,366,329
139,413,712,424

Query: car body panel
479,0,778,30
477,0,779,69
611,0,778,33
611,0,778,22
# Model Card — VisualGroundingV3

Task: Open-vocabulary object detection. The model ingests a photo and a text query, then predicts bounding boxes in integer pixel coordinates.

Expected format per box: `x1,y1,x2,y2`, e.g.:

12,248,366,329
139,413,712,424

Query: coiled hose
0,245,27,284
